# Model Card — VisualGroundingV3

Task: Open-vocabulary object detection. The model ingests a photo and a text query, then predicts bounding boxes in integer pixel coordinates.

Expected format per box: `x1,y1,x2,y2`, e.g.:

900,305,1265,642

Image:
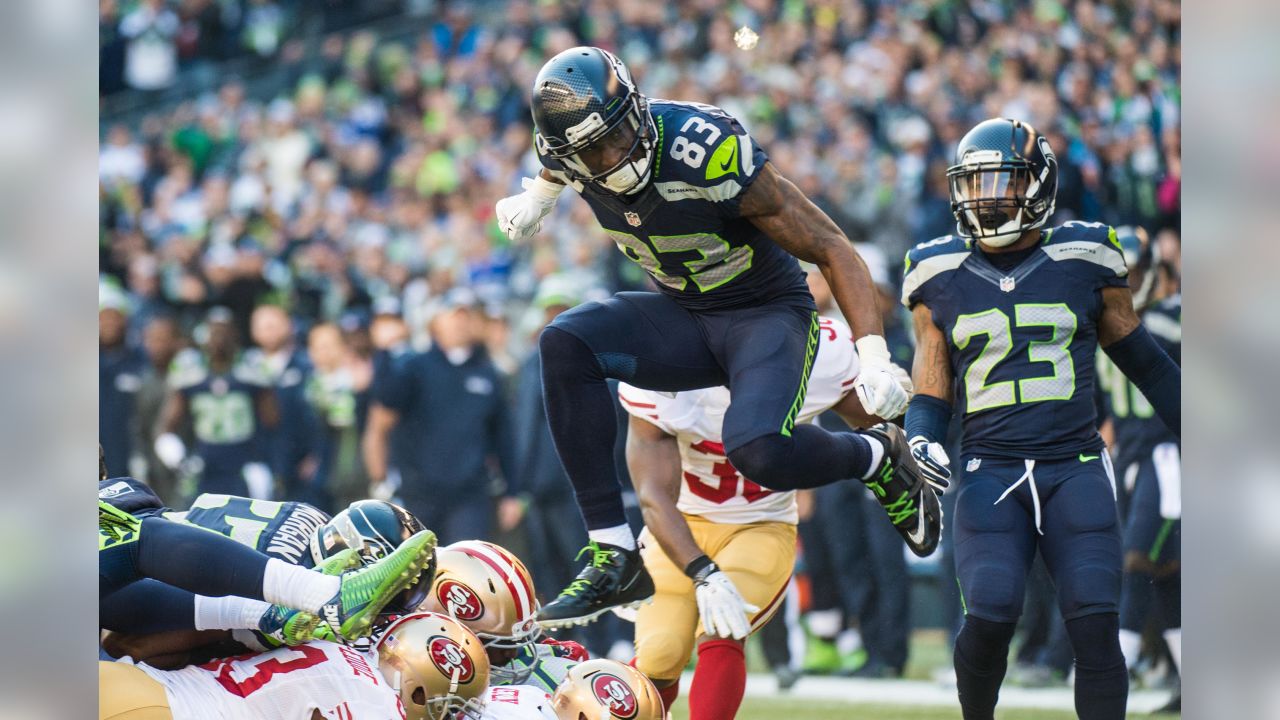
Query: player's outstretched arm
626,415,702,570
1098,285,1181,438
738,162,883,341
903,304,954,490
739,162,907,418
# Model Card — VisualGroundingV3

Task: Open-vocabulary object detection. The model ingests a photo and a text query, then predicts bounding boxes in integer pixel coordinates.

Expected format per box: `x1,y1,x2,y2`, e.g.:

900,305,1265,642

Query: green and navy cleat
302,529,437,642
258,549,366,646
536,541,654,629
862,423,943,557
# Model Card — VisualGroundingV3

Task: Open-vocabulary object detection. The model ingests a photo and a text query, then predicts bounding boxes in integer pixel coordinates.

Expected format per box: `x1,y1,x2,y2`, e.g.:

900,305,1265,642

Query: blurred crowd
99,0,1181,672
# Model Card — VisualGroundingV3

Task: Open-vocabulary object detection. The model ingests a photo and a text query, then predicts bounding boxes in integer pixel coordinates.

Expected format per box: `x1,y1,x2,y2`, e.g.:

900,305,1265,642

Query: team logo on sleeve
436,580,484,621
428,635,475,684
591,674,638,719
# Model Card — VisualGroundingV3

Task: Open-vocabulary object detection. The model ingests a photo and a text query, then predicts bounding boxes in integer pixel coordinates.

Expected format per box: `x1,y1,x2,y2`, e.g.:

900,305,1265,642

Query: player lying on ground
900,118,1180,720
420,540,589,691
496,46,936,629
100,469,436,648
620,314,921,718
101,610,659,720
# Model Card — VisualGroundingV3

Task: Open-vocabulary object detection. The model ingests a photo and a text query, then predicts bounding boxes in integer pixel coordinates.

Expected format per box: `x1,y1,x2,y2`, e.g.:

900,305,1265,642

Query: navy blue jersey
99,345,146,478
902,221,1129,459
169,349,272,478
98,476,166,517
165,493,330,567
538,100,808,310
1098,294,1181,469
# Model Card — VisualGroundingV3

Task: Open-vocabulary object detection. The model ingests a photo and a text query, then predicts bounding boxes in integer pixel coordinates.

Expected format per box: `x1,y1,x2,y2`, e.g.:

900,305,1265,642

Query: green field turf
672,699,1177,720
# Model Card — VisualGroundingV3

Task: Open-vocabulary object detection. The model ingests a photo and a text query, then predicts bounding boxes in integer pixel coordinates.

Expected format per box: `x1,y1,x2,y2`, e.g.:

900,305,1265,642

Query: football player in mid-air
496,46,936,627
900,119,1180,720
1096,226,1182,713
620,314,915,718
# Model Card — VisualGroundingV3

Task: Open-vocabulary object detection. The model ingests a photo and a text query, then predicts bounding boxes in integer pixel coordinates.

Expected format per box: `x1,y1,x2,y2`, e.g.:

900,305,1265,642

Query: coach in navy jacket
363,288,515,543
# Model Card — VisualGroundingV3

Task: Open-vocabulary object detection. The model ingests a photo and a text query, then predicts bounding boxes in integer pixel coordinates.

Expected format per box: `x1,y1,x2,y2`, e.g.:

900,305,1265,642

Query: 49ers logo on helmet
436,580,484,621
591,674,638,719
428,636,475,684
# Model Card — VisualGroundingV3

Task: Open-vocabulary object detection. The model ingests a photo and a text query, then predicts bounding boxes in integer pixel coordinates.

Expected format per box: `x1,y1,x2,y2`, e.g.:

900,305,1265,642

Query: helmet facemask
539,93,657,196
948,152,1050,248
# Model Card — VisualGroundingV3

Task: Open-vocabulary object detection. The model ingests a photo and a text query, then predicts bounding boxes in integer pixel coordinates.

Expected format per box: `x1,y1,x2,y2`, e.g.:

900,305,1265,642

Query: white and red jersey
619,316,860,525
478,684,558,720
131,642,404,719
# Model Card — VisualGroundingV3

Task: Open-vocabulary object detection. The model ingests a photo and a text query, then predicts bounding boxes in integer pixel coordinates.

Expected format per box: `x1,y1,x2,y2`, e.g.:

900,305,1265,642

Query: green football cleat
861,423,943,557
257,549,364,646
316,548,363,575
257,605,320,647
316,528,437,641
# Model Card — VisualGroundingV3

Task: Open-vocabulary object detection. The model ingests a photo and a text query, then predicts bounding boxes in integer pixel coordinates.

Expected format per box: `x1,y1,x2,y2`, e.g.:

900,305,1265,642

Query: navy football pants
952,455,1128,719
953,455,1123,623
542,291,874,529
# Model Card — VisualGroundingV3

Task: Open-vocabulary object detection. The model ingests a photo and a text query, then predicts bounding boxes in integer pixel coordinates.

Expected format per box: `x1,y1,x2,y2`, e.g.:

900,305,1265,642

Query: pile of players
99,465,662,719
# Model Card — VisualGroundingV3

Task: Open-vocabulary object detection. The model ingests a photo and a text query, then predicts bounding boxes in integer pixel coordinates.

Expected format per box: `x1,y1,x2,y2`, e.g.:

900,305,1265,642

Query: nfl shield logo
999,276,1016,292
625,211,642,227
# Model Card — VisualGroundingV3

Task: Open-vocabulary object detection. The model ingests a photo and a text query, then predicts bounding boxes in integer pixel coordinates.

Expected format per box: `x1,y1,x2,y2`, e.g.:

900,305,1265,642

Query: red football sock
657,682,680,714
630,658,680,715
688,639,746,720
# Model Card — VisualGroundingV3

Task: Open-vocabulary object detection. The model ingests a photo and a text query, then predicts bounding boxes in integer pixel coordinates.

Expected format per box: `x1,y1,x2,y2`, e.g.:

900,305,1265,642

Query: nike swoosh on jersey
1079,453,1099,462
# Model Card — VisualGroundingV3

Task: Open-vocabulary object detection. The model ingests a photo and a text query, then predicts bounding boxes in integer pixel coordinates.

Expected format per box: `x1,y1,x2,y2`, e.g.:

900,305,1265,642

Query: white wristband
522,174,566,200
854,334,892,363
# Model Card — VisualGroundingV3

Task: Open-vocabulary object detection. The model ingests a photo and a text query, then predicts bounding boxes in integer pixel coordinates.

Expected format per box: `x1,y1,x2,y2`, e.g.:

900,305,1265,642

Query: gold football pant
99,662,172,720
633,515,796,681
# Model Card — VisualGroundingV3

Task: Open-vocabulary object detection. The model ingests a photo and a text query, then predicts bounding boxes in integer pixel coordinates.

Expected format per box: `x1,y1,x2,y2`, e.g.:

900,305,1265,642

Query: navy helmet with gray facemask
310,499,436,614
531,46,658,196
948,118,1058,248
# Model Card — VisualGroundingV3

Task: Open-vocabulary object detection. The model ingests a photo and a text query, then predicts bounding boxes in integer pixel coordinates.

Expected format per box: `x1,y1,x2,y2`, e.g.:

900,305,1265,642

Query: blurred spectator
99,284,146,480
120,0,181,91
305,322,366,512
248,305,316,505
362,287,516,544
133,315,186,505
155,307,279,500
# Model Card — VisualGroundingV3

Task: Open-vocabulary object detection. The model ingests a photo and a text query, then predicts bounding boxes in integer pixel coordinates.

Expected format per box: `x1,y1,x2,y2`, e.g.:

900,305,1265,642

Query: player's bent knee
963,567,1026,622
634,631,694,681
726,434,796,490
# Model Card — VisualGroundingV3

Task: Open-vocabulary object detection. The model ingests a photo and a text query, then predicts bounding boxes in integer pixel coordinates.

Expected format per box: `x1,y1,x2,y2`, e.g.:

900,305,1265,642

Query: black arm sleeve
1103,325,1181,439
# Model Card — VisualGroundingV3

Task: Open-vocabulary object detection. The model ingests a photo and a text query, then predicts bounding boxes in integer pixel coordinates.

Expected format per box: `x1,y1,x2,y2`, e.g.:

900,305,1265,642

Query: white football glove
908,435,952,492
694,565,759,640
154,432,187,470
854,335,911,419
494,175,564,241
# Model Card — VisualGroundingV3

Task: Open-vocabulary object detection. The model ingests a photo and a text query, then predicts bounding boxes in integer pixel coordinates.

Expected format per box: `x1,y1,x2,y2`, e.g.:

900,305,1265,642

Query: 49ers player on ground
420,540,588,691
99,612,490,720
619,315,914,718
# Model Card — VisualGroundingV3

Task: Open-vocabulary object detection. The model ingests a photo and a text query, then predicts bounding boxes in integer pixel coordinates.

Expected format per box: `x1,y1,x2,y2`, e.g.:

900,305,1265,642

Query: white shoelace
994,459,1043,535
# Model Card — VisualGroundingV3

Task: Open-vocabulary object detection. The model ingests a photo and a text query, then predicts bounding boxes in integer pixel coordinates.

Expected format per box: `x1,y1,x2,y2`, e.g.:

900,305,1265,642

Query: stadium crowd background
99,0,1182,680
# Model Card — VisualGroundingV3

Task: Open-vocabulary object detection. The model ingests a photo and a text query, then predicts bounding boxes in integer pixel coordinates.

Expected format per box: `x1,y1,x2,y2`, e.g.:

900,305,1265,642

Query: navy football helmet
311,500,435,614
531,46,657,196
948,118,1058,247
